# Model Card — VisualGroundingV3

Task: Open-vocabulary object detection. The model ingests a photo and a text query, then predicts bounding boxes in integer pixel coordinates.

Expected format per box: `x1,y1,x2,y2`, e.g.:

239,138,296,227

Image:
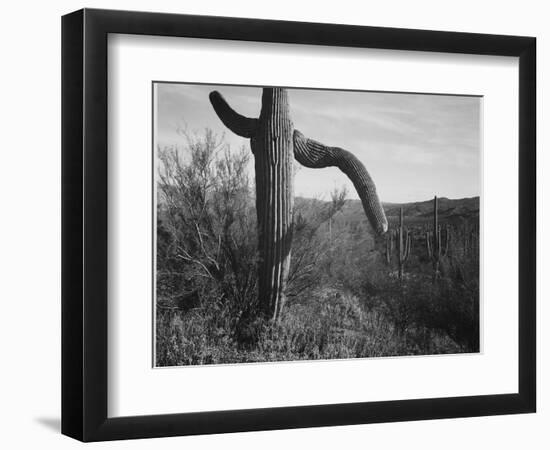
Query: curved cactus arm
293,129,388,235
209,91,259,138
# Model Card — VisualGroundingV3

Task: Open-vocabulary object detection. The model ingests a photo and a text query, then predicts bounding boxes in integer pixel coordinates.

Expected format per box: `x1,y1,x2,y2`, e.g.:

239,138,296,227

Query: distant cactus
385,230,394,265
461,221,478,257
386,207,411,279
396,208,411,279
210,87,388,321
470,225,478,256
462,221,472,257
425,196,450,281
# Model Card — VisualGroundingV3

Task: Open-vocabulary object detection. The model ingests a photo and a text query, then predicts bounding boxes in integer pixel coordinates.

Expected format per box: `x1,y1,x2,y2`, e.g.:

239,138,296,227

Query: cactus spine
425,196,450,281
209,87,387,321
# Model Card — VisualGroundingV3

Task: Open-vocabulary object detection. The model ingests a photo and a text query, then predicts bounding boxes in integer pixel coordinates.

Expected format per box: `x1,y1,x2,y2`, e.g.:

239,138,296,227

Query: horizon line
293,194,480,204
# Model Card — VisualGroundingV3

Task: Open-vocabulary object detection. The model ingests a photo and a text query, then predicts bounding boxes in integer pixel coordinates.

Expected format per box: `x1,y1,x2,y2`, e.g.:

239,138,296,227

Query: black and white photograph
0,0,543,447
154,83,481,366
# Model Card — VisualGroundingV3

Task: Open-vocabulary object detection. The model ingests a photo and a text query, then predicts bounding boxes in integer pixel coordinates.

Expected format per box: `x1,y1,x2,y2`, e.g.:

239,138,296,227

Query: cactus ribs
210,87,387,320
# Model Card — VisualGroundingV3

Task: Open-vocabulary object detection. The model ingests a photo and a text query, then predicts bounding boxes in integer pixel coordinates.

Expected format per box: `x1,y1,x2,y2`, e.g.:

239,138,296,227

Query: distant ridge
382,196,479,221
293,195,480,229
159,188,480,227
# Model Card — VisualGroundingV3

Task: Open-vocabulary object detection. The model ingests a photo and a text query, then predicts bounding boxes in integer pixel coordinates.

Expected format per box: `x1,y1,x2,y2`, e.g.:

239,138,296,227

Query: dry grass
156,287,466,366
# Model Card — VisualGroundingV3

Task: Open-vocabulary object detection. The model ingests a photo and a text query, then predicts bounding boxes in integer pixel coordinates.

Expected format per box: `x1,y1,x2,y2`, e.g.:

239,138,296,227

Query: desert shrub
356,236,479,354
155,131,352,356
155,129,479,365
156,286,462,366
287,188,348,298
429,271,479,352
156,302,241,366
156,130,259,336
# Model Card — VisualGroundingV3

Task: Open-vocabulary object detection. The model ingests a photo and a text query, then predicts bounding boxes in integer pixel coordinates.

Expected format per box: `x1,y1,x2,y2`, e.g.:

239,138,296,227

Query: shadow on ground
35,417,60,433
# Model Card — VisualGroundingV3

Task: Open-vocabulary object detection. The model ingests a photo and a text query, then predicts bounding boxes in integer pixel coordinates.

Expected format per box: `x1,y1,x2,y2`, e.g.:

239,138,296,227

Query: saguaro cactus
385,230,394,266
461,221,478,258
210,87,387,320
396,208,411,279
425,196,450,281
385,207,411,280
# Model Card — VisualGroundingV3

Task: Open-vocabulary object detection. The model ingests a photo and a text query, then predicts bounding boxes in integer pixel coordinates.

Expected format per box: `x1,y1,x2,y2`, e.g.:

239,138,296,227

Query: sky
155,83,481,203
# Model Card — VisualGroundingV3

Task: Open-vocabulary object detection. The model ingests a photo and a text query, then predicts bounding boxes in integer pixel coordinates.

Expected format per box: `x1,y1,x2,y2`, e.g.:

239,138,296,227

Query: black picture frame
62,8,536,442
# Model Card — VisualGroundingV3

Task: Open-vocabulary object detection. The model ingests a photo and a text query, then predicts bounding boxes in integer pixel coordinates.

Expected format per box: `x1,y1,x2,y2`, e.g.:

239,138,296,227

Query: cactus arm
293,129,388,235
209,91,259,138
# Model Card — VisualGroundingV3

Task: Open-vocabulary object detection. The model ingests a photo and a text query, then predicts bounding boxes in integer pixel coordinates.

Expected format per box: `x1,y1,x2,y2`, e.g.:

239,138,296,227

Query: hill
383,196,479,220
290,195,479,243
383,196,479,227
329,196,479,231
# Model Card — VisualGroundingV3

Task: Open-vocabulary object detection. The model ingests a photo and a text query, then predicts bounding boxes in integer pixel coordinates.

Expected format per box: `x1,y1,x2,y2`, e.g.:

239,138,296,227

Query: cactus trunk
209,87,387,321
397,207,411,280
432,196,439,277
384,207,410,279
385,231,393,265
252,89,294,319
425,195,450,282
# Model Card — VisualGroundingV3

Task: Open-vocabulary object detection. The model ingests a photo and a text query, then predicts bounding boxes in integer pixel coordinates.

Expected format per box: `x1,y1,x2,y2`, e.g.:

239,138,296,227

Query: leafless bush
287,187,348,299
156,129,258,324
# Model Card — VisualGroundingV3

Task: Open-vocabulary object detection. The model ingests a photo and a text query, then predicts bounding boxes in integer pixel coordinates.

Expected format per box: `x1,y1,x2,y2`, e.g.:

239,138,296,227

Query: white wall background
0,0,546,448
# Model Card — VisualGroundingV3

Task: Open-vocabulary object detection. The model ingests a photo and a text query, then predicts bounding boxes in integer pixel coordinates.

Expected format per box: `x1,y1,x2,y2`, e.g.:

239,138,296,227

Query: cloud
155,82,481,202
